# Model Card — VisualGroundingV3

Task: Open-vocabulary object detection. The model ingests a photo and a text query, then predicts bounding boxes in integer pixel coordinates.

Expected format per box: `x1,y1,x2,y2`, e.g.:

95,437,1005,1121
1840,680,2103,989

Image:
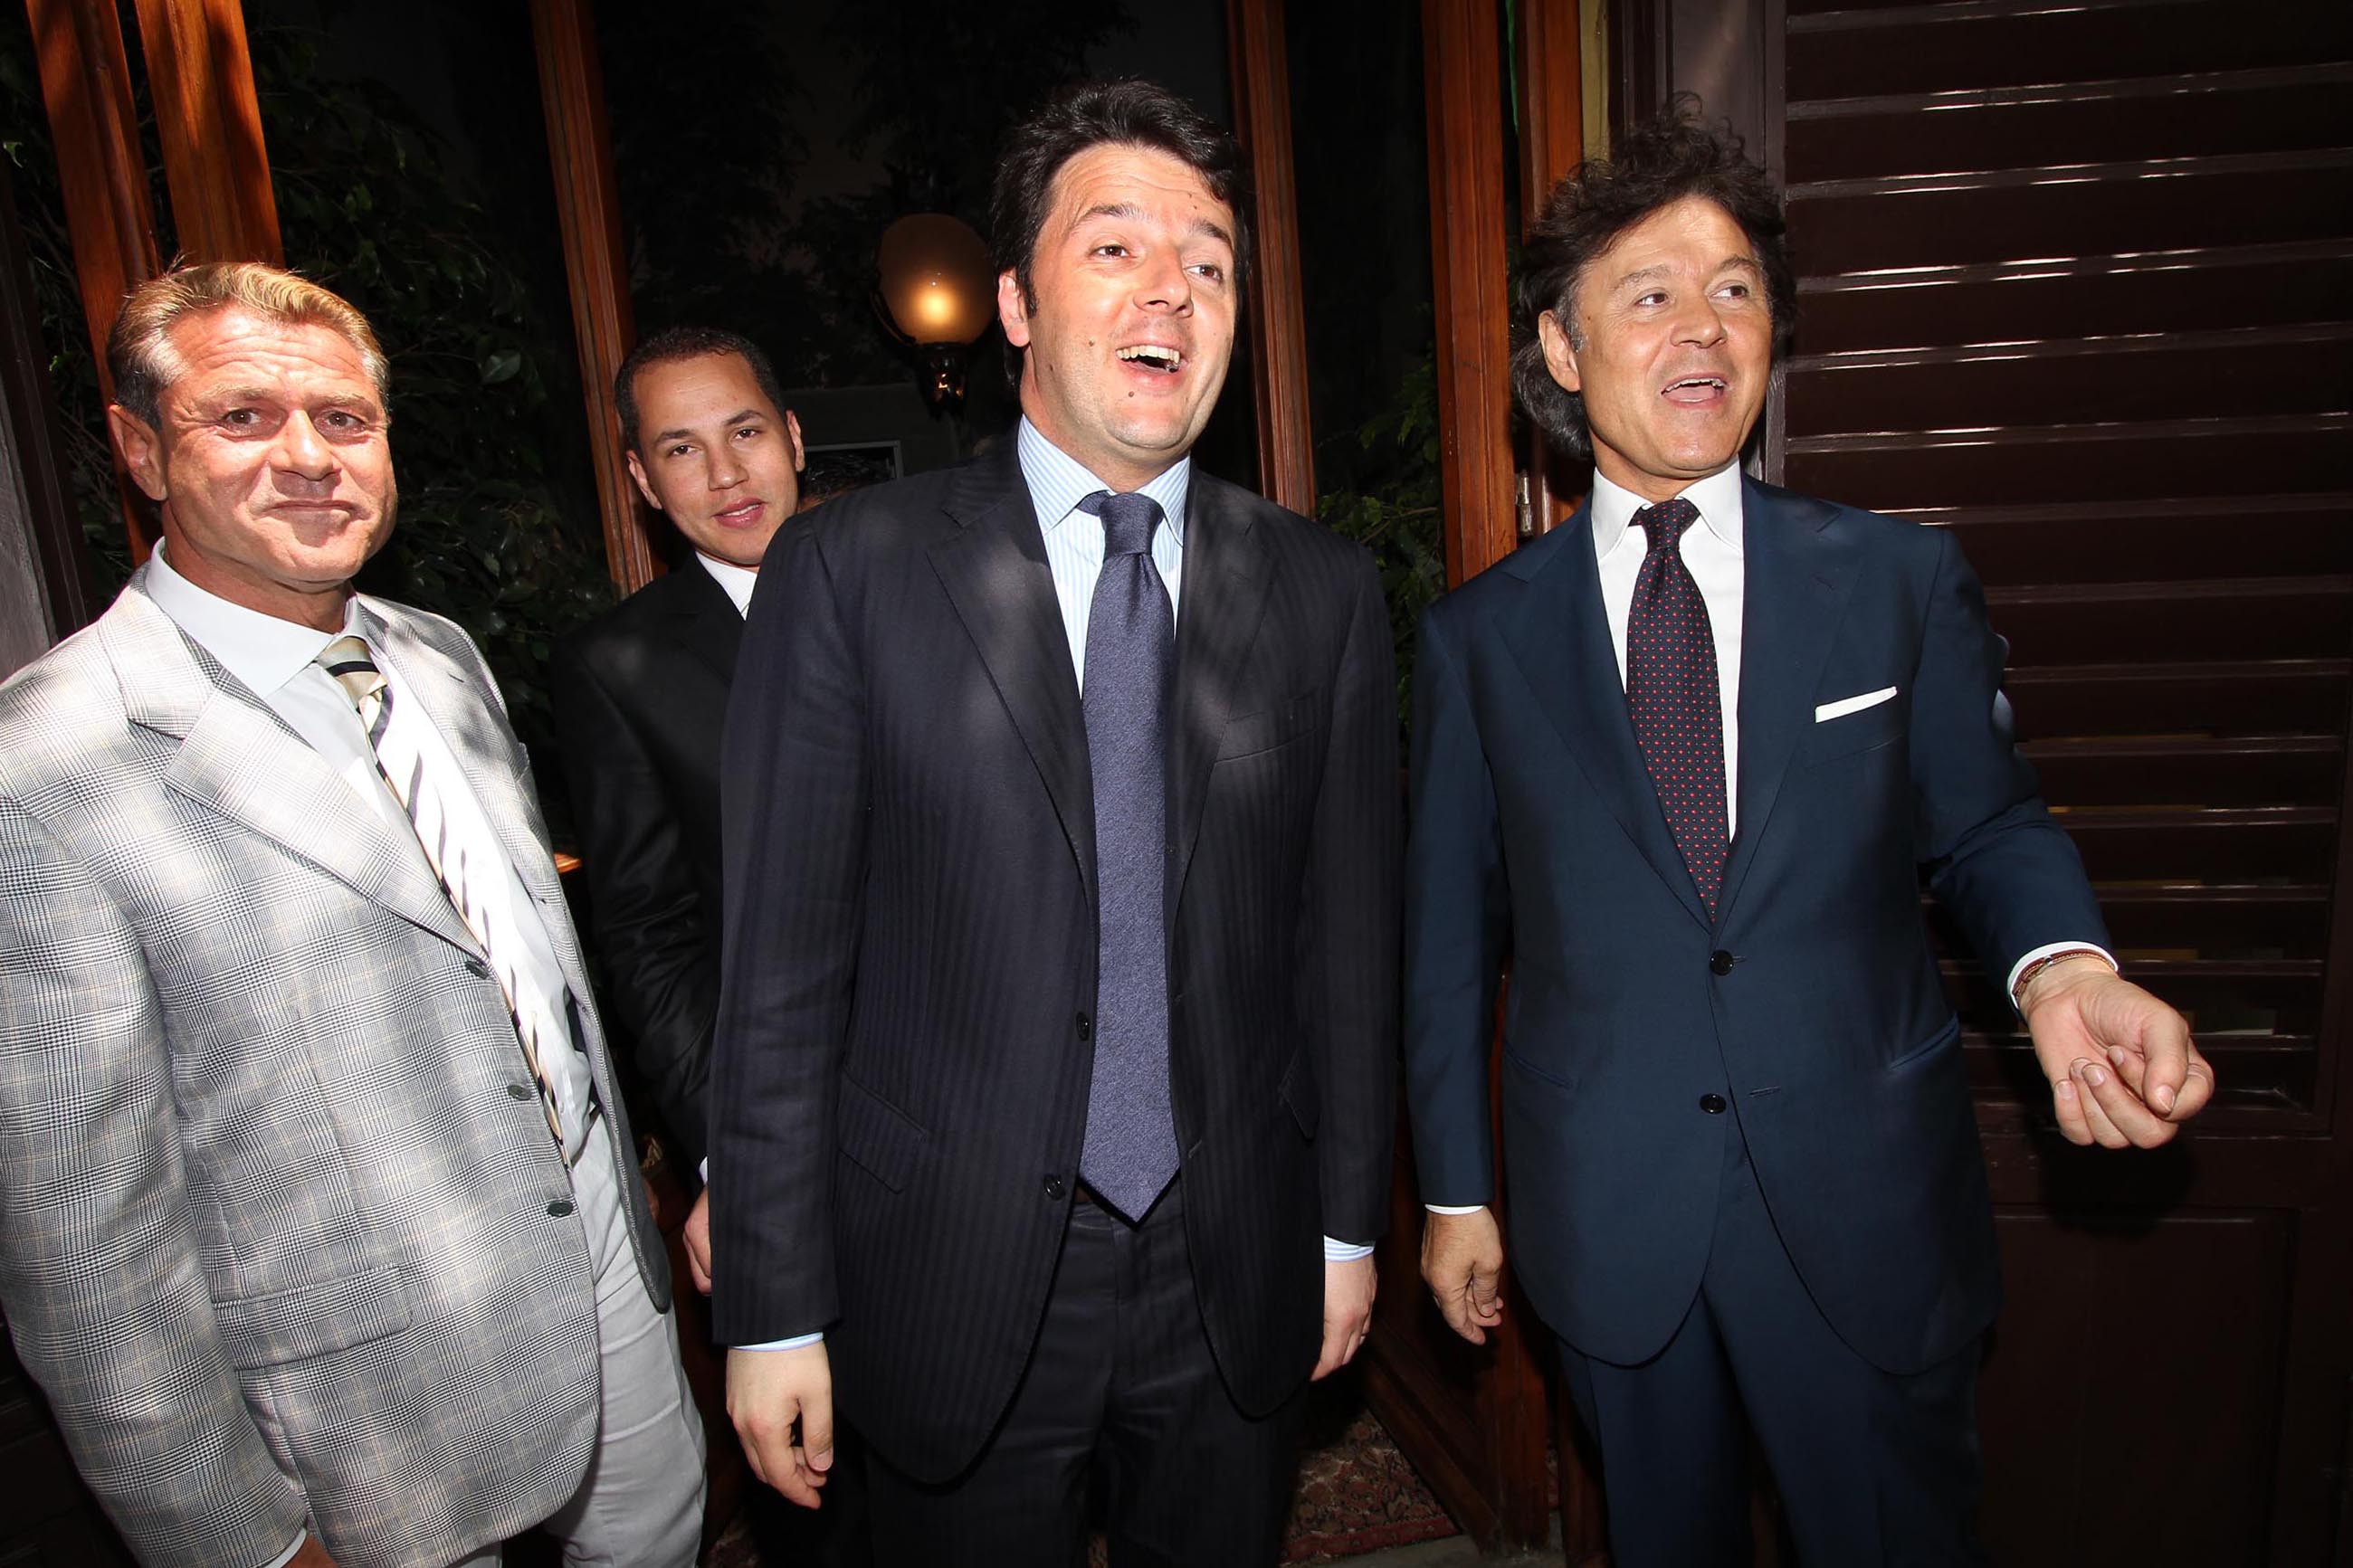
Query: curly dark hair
990,79,1252,385
1512,96,1796,461
614,325,790,455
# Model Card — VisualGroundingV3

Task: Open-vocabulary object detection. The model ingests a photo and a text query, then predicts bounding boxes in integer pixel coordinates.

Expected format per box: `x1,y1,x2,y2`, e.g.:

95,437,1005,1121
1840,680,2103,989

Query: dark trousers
864,1182,1301,1568
1558,1134,1987,1567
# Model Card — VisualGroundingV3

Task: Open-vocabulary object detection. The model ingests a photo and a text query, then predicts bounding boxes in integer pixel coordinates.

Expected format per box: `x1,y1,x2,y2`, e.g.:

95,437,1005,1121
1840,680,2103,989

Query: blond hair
108,261,391,425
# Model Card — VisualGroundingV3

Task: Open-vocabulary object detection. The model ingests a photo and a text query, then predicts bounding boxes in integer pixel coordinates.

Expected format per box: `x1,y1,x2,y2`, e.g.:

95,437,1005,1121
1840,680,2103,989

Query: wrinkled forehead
159,306,381,402
1045,142,1236,244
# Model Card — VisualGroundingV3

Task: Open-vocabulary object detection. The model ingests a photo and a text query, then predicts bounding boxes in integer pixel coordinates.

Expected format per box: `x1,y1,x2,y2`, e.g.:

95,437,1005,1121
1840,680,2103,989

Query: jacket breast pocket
211,1265,412,1370
1801,690,1906,766
1216,691,1324,763
836,1073,929,1193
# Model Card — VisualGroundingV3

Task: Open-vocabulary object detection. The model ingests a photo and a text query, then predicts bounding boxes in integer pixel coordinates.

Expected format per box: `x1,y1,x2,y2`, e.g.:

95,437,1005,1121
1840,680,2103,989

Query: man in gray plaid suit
0,263,704,1568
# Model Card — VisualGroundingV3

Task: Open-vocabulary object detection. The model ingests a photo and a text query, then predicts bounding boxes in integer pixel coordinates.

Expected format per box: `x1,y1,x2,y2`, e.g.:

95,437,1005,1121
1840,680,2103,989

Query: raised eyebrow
1072,201,1148,233
1187,217,1235,253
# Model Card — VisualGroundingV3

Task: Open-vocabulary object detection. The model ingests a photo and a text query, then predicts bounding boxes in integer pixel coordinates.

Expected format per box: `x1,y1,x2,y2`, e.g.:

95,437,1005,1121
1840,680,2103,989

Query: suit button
1043,1174,1068,1201
1700,1094,1728,1115
1076,1012,1092,1041
1709,950,1735,975
506,1084,531,1100
465,957,491,979
547,1199,575,1217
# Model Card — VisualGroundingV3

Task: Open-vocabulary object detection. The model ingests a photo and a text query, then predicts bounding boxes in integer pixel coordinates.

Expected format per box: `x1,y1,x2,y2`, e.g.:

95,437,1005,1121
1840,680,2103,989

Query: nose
1672,291,1729,347
275,412,337,480
1133,248,1192,315
709,439,747,489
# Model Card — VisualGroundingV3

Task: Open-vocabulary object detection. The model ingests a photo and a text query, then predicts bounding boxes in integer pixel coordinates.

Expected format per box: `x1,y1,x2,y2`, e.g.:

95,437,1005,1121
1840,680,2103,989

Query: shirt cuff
737,1332,824,1351
2005,942,2119,1013
263,1533,307,1568
1425,1203,1487,1215
1322,1236,1373,1262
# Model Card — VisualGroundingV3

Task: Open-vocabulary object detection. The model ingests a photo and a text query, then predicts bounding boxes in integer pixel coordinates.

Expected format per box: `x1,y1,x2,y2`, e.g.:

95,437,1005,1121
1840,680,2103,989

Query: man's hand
1421,1208,1505,1344
1313,1255,1377,1381
288,1536,341,1568
727,1342,834,1508
683,1188,712,1295
2021,957,2215,1148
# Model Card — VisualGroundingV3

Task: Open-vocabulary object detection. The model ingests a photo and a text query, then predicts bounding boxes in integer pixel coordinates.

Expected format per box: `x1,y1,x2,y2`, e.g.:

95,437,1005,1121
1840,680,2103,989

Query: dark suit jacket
1404,476,2108,1376
552,561,741,1173
710,444,1400,1480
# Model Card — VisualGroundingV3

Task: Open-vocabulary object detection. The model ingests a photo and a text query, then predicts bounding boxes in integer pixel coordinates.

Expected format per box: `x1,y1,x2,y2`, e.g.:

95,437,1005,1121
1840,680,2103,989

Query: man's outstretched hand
2020,957,2214,1148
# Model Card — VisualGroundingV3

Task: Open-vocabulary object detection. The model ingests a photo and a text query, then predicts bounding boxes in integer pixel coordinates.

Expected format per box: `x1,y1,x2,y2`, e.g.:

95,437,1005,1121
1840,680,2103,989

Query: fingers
2129,1003,2195,1117
2169,1052,2216,1121
1466,1258,1503,1326
2072,1055,2177,1149
801,1383,836,1487
2048,1069,2095,1146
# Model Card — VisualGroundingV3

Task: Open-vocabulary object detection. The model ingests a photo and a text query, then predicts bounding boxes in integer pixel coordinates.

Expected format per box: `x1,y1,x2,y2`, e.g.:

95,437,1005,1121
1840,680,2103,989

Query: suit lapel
1498,511,1713,932
1167,474,1273,912
1717,479,1859,924
927,448,1097,887
110,589,477,952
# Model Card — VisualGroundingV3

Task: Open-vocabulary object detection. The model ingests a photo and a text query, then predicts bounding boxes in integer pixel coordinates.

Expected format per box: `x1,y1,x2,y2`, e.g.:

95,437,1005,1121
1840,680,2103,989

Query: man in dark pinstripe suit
710,81,1402,1566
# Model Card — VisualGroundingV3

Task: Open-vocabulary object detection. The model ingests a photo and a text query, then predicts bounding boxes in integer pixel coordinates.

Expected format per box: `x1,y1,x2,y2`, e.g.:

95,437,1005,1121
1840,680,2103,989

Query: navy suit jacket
1403,475,2107,1375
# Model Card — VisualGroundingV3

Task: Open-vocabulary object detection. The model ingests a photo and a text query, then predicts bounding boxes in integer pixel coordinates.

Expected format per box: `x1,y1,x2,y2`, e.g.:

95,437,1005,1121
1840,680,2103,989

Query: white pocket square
1815,686,1898,723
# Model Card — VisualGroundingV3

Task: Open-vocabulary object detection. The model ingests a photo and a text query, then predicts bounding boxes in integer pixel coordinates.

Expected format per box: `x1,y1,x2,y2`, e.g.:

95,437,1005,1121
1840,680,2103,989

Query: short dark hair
1512,97,1796,461
614,326,789,454
990,79,1252,383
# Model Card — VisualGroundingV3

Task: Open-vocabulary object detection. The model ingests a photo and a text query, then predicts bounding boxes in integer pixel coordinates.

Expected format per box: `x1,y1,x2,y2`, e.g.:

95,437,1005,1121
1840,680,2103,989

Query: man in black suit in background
710,80,1401,1566
553,327,804,1267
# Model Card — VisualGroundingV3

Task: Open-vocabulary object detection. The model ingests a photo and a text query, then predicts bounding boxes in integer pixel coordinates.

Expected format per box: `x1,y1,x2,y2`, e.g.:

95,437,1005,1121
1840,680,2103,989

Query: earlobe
996,271,1032,349
107,406,169,502
1537,312,1582,394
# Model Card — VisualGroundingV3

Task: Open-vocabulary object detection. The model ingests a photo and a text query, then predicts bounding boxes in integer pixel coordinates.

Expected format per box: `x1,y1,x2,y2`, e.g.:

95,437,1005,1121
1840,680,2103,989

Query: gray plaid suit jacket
0,571,671,1568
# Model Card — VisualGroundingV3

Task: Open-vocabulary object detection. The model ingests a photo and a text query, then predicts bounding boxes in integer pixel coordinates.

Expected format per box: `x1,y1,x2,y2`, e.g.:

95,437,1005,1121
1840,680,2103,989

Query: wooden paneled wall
1771,0,2353,1558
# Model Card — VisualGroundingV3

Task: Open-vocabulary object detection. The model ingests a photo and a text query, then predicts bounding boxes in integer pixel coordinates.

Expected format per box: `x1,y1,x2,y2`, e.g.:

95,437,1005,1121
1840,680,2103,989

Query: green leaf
480,348,522,385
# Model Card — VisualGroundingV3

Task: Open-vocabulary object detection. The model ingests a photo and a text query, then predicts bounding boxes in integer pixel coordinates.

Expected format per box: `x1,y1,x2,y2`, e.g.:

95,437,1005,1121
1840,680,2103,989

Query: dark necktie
1076,489,1179,1221
1624,498,1729,917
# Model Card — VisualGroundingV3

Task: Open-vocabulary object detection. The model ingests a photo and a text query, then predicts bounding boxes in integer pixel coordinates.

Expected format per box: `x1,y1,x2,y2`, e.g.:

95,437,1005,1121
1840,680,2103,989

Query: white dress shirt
1425,462,2109,1221
145,546,596,1568
697,552,757,618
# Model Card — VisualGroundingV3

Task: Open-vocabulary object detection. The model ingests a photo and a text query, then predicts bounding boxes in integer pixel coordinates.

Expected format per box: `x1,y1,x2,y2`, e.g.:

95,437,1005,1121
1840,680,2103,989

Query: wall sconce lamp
876,214,996,406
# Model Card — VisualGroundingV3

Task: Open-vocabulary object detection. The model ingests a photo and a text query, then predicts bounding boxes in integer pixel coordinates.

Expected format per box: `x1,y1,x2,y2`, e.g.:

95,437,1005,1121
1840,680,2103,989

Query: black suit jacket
710,444,1400,1480
552,560,742,1174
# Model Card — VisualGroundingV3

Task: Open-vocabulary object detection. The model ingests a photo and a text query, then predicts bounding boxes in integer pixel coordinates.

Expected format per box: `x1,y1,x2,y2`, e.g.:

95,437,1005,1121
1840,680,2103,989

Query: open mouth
1662,375,1728,405
1118,344,1184,375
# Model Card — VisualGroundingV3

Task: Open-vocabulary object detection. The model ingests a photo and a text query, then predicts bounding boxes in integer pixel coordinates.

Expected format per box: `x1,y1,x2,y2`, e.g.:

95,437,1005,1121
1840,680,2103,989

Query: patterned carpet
701,1377,1464,1565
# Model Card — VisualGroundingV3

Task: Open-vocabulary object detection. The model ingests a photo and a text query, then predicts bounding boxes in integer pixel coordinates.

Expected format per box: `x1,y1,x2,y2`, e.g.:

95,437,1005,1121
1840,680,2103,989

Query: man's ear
996,270,1033,349
783,410,806,474
624,449,662,514
109,404,169,502
1537,311,1582,394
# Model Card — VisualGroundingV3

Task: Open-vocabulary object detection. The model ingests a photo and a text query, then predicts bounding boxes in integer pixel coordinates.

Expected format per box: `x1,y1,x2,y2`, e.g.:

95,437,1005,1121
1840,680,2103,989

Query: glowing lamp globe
878,214,995,404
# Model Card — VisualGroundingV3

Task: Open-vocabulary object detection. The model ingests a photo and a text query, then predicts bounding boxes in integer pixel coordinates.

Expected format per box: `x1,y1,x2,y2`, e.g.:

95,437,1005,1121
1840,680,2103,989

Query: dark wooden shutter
1770,0,2353,1559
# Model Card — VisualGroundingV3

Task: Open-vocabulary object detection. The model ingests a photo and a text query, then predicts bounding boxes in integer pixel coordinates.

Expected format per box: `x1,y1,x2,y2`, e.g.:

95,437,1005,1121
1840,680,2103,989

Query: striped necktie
317,634,570,1149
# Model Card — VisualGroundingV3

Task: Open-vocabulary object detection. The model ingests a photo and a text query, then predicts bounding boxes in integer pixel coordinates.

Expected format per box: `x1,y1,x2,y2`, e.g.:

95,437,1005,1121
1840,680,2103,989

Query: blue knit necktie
1076,490,1179,1220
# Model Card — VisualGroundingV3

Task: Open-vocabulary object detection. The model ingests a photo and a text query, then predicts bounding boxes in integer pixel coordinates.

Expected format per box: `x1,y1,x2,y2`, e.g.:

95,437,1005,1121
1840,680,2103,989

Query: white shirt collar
1015,416,1190,546
695,553,758,618
143,542,363,698
1589,461,1747,564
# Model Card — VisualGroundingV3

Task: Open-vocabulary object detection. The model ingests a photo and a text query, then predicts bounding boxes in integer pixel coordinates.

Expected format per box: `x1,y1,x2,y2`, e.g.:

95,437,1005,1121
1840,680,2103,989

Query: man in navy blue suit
1403,104,2215,1563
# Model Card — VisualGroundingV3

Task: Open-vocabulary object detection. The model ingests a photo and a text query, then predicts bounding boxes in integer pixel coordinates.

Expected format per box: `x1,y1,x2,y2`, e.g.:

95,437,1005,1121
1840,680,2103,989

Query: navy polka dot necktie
1625,498,1729,917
